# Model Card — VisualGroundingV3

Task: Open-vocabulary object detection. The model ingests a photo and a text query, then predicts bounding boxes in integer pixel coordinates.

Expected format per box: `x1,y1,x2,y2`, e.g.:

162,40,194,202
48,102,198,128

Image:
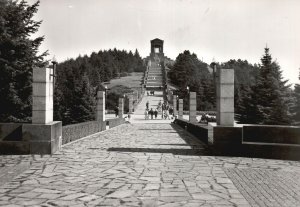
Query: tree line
168,48,300,125
54,49,145,125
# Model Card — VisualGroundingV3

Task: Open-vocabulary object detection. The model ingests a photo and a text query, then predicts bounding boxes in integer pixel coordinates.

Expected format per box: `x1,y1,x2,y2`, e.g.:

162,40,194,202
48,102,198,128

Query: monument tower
150,38,164,61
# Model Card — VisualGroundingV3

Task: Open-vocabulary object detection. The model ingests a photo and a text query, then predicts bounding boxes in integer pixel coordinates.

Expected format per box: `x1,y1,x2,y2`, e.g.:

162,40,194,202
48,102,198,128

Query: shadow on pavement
107,147,207,156
107,123,211,156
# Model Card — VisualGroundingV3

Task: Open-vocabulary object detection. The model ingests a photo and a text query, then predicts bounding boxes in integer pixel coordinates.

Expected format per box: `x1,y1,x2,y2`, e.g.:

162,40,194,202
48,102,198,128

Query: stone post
173,96,177,116
128,94,133,114
216,68,234,126
189,92,197,123
23,67,62,154
32,67,53,124
118,98,124,118
96,91,105,122
178,99,183,119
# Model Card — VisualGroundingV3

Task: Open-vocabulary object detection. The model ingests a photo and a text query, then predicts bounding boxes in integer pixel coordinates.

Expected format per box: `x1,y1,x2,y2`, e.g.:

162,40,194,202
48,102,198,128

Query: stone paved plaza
1,123,300,206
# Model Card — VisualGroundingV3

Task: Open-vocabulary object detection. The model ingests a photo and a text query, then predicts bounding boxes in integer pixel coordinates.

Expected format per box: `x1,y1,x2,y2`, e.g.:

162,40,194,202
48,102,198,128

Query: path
1,123,300,206
131,91,172,124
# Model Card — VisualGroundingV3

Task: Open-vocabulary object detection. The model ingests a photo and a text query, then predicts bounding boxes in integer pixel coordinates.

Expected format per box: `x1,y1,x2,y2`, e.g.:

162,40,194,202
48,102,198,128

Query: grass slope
106,72,143,89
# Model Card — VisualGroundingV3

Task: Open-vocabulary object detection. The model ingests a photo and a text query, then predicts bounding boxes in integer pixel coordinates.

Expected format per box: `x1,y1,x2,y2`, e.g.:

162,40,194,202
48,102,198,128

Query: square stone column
173,96,177,116
216,68,234,126
189,92,197,123
128,94,133,114
118,98,124,118
24,67,62,154
96,91,105,122
178,99,183,119
32,67,53,124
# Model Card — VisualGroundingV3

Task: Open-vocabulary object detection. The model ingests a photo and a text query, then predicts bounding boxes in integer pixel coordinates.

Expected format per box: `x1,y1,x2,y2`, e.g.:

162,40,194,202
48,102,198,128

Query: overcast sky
29,0,300,85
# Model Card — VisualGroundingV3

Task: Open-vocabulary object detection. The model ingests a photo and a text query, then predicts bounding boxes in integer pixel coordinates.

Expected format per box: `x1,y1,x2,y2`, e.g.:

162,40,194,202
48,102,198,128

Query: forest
167,49,300,125
54,49,145,125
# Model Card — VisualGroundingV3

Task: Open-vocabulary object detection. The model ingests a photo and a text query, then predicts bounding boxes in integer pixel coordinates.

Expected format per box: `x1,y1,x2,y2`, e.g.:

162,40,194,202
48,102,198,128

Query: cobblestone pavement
1,123,300,206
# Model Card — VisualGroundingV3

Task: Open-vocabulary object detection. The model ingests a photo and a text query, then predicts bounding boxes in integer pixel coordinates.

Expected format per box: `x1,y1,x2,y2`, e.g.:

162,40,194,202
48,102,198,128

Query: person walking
144,109,148,120
161,103,166,119
154,108,158,119
149,108,154,119
165,104,170,120
146,101,149,110
114,106,119,118
169,107,174,119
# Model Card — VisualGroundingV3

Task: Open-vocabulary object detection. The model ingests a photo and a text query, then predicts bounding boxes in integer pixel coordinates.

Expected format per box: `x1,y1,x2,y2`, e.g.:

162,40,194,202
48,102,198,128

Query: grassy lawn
105,72,143,89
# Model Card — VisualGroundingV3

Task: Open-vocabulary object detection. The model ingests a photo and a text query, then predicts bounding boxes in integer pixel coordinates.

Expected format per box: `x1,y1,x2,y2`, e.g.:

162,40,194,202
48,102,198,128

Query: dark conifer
237,47,292,125
0,0,47,122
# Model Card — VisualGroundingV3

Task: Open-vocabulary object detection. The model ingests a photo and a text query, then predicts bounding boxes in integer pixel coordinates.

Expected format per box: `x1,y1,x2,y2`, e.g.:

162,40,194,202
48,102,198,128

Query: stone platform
1,123,300,206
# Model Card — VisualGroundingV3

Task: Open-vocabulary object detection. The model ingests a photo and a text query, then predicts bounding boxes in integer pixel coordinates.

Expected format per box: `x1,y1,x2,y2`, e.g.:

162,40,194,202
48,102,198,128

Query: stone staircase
146,60,163,90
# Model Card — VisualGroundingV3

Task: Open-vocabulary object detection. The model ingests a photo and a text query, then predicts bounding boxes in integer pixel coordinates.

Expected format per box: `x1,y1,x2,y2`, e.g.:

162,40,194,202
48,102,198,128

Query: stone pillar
216,68,234,126
173,96,177,116
22,67,62,154
189,92,197,123
118,98,124,118
128,94,133,114
32,67,53,124
96,91,105,122
178,99,183,119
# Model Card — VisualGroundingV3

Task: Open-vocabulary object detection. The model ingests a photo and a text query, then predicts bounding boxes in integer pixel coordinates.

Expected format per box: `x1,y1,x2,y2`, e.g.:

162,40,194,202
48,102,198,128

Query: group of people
144,100,174,120
199,113,217,123
147,91,155,96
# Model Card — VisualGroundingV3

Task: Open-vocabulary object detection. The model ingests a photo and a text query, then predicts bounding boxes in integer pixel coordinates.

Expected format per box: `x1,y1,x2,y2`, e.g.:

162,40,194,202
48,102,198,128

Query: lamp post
211,60,218,107
104,85,108,99
51,56,58,88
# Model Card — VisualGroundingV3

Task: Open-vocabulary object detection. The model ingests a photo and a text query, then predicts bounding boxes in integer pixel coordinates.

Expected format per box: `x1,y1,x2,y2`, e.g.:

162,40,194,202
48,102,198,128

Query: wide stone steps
145,60,164,90
147,83,163,86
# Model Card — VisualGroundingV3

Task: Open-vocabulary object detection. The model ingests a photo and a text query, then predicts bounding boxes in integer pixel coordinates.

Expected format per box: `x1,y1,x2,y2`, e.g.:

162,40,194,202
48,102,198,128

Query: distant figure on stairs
144,109,149,120
149,108,154,119
146,101,149,110
154,109,158,119
114,106,119,118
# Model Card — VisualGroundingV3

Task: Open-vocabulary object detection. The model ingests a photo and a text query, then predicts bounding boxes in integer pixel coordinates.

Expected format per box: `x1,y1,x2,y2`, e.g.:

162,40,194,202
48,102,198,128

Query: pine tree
0,0,47,122
292,69,300,123
235,85,259,124
168,50,214,110
236,47,291,125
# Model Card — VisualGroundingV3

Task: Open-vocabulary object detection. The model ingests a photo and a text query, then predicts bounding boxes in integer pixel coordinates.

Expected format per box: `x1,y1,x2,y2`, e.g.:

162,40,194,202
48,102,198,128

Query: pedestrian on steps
114,106,119,118
146,101,149,110
154,109,158,119
149,108,154,119
144,109,148,120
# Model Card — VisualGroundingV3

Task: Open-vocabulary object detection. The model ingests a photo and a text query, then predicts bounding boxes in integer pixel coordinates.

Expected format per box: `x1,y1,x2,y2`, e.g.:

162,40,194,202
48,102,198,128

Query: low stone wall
62,121,105,145
0,123,23,141
173,119,208,144
173,118,300,160
106,118,126,129
243,125,300,144
0,122,62,155
212,126,243,156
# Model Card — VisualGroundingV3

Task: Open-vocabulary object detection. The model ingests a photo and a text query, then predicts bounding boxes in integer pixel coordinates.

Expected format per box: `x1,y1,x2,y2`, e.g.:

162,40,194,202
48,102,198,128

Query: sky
28,0,300,85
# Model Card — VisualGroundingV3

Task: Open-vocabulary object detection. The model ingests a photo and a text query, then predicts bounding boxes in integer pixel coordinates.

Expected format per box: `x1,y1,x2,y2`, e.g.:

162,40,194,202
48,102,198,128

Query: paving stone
15,198,47,206
143,190,159,197
78,194,99,201
60,193,87,200
144,183,160,190
192,193,221,200
106,189,135,198
32,188,61,194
